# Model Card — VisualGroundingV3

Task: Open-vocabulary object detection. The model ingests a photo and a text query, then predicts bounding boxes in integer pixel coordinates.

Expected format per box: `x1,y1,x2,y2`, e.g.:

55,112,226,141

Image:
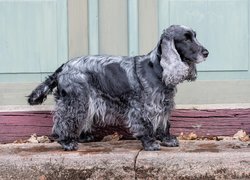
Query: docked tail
27,64,64,105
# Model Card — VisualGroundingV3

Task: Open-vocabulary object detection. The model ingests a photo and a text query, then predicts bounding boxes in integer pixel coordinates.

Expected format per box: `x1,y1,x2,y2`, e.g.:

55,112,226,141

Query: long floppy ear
160,37,189,85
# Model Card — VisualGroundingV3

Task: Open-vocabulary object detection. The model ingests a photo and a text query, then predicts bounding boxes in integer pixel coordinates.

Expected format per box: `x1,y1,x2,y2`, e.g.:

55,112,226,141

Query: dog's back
28,55,138,105
57,55,140,98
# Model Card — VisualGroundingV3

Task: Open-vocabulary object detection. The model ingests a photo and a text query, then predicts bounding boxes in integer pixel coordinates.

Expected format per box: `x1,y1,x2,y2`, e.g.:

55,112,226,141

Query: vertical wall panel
1,0,250,83
88,0,99,55
169,0,248,71
1,0,250,106
56,0,68,66
68,0,88,59
128,0,139,56
0,0,68,73
99,0,128,56
138,0,158,55
158,0,170,37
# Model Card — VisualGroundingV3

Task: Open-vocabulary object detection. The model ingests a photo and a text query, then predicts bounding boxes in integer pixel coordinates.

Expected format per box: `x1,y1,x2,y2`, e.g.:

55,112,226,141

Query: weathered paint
0,0,250,105
128,0,139,56
1,80,250,106
168,0,249,72
68,0,89,59
0,109,249,143
99,0,128,55
88,0,99,55
138,0,158,55
0,0,68,75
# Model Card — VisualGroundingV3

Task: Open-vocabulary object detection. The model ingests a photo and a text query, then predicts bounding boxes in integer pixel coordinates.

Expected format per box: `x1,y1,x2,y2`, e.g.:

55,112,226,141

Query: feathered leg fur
127,100,160,151
52,94,88,151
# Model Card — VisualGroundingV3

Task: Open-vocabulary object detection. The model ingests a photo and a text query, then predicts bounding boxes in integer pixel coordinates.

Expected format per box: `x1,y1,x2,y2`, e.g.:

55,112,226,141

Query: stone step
0,140,249,180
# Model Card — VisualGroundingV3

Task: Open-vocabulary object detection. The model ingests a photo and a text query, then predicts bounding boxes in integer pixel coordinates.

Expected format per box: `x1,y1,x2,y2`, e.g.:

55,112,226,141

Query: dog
28,25,209,151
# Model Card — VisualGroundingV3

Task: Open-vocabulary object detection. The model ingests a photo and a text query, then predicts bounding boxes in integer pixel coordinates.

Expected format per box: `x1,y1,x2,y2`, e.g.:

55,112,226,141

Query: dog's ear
160,37,189,85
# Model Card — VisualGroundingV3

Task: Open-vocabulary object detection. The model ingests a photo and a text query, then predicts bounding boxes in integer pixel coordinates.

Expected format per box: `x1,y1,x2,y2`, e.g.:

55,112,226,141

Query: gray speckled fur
28,25,208,151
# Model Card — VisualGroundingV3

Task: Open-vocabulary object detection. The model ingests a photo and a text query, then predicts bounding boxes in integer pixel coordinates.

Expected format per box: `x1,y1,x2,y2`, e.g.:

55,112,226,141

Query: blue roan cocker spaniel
28,25,209,151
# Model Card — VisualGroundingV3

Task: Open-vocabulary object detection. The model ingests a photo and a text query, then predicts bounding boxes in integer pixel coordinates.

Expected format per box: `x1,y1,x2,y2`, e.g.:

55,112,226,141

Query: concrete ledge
0,140,249,179
2,103,250,112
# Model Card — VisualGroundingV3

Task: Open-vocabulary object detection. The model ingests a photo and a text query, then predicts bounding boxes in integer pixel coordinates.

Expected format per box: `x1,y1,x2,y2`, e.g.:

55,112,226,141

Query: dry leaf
188,132,198,140
178,132,186,140
233,130,250,142
178,132,198,140
239,134,250,142
13,134,51,144
178,131,249,142
101,132,123,142
37,136,51,143
27,134,39,143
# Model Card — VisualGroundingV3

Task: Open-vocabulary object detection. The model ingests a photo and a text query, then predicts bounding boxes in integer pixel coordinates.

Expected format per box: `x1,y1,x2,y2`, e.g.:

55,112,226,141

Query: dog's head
158,25,209,85
168,25,209,63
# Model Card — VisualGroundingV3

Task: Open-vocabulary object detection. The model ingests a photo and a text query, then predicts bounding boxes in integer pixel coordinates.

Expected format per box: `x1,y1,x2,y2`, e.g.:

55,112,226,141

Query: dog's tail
27,64,64,105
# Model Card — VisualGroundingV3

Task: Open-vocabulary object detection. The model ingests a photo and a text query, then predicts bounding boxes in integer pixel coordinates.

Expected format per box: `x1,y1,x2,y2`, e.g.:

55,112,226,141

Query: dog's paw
160,135,179,147
60,140,79,151
79,133,95,143
143,140,161,151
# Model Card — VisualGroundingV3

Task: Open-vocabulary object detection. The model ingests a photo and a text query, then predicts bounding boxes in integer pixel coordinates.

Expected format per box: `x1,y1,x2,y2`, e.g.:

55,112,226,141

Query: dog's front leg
156,120,179,147
79,131,95,143
127,104,160,151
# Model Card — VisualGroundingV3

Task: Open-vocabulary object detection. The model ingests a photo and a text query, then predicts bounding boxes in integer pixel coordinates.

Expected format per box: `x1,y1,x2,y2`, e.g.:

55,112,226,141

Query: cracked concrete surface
0,140,249,180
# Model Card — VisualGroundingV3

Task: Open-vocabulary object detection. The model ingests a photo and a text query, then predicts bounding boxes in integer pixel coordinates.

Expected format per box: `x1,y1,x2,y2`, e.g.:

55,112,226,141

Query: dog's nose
202,49,209,58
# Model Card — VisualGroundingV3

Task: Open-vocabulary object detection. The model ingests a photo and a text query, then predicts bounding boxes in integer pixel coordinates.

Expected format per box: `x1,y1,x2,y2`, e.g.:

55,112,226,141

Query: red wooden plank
0,117,53,126
171,117,250,123
0,109,249,143
171,120,250,126
171,129,239,136
0,125,51,134
171,109,250,118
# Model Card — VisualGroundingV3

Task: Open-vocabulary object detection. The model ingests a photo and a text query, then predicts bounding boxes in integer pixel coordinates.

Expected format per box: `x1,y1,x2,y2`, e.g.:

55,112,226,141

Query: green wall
1,0,250,82
0,0,250,106
0,0,68,83
158,0,250,80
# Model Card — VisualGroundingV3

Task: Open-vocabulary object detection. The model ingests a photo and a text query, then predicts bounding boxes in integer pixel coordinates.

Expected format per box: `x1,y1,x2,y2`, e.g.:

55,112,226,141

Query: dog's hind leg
52,97,87,151
127,102,160,151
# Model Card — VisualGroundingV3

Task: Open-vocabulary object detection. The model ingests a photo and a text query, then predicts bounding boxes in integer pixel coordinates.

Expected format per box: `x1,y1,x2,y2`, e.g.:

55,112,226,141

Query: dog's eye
184,33,192,41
